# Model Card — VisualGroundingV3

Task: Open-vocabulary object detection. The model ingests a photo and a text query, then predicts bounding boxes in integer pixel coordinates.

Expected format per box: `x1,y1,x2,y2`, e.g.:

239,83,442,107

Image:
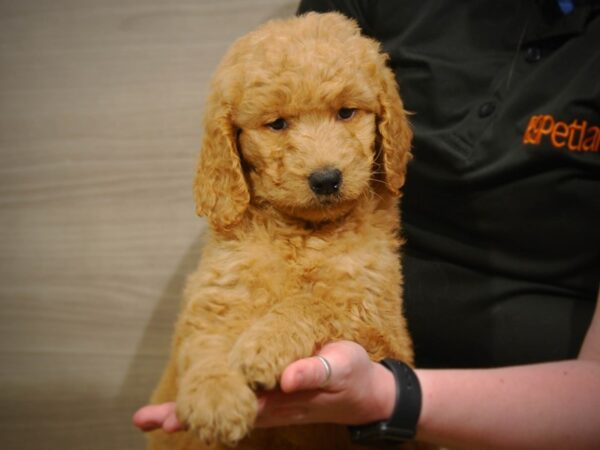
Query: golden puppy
149,12,415,450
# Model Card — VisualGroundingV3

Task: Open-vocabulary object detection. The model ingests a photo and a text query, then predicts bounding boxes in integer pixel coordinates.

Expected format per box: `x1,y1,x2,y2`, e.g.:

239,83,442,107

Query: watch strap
348,358,422,445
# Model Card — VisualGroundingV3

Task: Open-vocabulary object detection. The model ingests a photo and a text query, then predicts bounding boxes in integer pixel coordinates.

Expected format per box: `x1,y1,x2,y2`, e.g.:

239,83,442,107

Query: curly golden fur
149,12,417,450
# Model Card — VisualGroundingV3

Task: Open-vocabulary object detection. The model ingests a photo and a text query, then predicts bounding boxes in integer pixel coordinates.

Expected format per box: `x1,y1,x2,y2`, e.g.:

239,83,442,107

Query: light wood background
0,1,297,449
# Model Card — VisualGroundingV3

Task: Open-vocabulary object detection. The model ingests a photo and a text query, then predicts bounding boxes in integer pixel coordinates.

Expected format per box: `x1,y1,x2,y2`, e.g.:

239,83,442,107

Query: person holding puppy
135,1,600,448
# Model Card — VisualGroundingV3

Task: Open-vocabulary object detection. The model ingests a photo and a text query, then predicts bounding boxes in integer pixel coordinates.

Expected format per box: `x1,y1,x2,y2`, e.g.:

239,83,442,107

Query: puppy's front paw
177,370,257,447
229,331,311,390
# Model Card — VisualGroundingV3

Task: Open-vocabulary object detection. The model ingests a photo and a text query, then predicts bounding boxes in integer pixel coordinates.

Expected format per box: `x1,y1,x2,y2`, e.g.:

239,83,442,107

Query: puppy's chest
277,236,348,280
239,231,395,295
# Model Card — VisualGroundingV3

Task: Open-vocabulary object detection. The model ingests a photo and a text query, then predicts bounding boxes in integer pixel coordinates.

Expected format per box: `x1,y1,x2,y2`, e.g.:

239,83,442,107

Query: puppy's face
231,20,384,222
236,91,378,222
195,13,411,229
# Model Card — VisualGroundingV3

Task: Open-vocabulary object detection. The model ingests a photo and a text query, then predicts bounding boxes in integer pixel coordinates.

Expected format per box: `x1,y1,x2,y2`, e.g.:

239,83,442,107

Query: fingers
280,357,329,393
280,341,359,393
255,389,311,428
132,402,183,433
163,408,184,433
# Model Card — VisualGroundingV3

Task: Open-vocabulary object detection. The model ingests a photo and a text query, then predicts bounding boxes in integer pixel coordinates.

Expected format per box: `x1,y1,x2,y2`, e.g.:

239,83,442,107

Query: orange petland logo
523,115,599,152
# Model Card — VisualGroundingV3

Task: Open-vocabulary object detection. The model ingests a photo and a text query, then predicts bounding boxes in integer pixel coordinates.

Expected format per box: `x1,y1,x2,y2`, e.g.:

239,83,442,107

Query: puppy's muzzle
308,168,342,196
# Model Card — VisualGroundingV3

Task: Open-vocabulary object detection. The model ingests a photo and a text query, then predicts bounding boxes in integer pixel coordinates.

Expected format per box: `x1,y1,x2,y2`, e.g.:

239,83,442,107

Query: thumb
279,341,359,393
279,355,331,393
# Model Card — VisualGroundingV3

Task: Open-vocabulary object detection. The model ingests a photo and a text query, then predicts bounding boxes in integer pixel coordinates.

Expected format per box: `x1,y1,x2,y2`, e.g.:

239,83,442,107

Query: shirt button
478,101,496,118
525,46,542,63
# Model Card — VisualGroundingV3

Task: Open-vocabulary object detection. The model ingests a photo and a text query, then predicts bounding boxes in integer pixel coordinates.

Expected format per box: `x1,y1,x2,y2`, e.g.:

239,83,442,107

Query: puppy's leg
229,297,331,389
229,290,414,389
176,333,258,448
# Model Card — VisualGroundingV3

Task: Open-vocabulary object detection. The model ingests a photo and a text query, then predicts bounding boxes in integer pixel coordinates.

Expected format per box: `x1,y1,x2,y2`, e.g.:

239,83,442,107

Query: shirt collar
525,0,599,43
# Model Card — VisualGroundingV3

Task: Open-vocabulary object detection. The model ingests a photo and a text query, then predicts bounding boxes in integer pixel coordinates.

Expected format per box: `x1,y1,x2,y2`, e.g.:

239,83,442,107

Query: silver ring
315,355,332,387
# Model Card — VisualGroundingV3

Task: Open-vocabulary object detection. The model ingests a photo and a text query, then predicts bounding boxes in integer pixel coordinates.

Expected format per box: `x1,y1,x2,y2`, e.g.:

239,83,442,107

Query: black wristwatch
348,359,422,445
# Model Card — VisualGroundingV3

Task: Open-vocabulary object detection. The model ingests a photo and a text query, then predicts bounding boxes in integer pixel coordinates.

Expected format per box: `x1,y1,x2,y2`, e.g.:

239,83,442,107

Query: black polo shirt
298,0,600,368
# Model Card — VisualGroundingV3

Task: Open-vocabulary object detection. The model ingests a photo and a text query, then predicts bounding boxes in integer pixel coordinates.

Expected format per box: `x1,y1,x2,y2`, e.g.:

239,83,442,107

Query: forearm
415,359,600,450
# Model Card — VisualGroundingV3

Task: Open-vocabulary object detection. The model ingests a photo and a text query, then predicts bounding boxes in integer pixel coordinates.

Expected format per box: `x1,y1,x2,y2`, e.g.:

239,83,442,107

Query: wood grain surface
0,1,297,448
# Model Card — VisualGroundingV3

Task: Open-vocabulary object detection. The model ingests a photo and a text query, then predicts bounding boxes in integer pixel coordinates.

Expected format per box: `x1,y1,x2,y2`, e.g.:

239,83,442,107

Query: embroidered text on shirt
523,115,599,152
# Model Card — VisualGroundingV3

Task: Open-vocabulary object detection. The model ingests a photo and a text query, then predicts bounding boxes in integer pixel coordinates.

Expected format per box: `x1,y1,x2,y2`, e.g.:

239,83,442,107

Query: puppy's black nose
308,168,342,196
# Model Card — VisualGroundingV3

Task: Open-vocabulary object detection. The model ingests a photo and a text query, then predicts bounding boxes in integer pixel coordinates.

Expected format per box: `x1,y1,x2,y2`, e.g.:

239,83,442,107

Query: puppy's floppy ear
376,58,413,195
194,93,249,231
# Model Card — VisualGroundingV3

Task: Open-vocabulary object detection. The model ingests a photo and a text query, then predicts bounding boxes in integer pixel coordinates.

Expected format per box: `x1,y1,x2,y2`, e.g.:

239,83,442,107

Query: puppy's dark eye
266,118,287,131
337,108,356,120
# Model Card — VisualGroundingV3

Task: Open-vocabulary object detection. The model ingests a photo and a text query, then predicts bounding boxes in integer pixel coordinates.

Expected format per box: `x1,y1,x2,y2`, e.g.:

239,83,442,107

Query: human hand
255,340,395,427
132,341,395,432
